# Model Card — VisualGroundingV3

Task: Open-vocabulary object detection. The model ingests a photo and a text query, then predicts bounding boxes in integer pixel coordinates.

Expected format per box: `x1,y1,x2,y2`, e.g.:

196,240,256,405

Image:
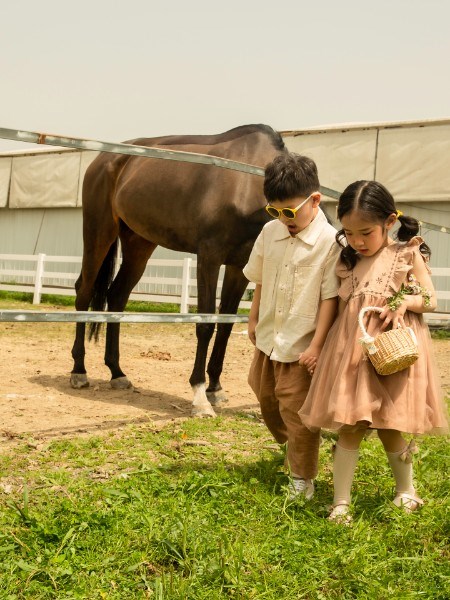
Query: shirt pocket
289,265,321,318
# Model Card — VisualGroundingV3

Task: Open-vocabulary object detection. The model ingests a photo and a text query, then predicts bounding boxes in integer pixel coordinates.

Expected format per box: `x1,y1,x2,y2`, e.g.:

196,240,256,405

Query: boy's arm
247,284,261,346
299,296,338,372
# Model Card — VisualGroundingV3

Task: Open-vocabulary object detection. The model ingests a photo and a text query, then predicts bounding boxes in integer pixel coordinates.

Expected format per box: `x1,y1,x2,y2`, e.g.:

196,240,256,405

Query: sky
1,0,450,152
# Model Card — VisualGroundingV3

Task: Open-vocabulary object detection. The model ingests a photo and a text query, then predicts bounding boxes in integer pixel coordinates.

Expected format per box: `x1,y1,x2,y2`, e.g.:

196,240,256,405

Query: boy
243,152,340,499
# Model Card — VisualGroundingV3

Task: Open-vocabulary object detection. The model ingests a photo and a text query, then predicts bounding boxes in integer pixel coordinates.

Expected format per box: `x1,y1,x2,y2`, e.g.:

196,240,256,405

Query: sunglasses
265,192,317,220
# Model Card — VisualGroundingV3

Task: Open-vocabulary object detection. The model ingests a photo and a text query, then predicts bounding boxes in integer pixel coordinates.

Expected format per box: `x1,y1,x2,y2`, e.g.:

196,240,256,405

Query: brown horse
70,124,287,416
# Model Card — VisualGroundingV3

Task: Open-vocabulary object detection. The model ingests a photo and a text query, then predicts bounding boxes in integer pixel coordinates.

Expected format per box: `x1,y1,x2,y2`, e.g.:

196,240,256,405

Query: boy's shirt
243,208,340,362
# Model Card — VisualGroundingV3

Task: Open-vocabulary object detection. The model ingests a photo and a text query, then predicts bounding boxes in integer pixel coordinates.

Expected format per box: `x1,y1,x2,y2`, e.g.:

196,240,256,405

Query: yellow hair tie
396,210,403,219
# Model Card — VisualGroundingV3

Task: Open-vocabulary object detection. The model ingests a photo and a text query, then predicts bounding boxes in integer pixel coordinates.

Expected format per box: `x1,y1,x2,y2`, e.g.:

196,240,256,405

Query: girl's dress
299,237,448,434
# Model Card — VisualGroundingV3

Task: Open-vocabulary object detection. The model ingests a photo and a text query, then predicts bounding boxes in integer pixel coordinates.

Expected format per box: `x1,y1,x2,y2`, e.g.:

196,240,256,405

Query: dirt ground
0,320,449,449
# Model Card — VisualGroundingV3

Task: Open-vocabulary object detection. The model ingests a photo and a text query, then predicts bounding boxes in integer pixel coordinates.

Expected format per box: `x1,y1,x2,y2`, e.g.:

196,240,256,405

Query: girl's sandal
328,502,352,525
393,492,424,513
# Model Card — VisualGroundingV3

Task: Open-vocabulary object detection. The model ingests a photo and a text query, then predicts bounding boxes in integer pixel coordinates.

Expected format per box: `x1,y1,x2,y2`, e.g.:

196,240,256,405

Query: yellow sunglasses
265,192,316,220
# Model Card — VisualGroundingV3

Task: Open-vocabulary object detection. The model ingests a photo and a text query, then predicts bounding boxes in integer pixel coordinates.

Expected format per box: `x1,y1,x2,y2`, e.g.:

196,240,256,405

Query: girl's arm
379,251,437,330
248,284,261,346
299,296,338,371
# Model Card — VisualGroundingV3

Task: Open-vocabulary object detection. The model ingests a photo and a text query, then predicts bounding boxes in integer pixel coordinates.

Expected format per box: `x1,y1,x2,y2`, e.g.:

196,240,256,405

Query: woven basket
358,306,419,376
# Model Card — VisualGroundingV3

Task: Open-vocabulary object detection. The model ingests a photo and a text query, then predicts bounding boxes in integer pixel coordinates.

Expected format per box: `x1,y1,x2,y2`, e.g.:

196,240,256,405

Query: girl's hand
378,303,407,331
299,345,320,375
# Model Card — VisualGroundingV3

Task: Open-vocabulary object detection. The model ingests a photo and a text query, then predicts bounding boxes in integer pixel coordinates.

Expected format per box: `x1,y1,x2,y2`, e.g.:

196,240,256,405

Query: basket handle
358,306,382,355
358,306,418,354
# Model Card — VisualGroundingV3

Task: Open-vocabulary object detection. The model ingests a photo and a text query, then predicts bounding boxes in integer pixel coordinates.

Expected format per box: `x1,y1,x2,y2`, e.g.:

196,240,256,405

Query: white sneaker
288,477,314,501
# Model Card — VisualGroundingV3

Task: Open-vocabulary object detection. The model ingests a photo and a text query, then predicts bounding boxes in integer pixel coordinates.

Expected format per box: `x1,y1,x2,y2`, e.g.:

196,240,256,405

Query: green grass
0,291,250,315
0,416,449,599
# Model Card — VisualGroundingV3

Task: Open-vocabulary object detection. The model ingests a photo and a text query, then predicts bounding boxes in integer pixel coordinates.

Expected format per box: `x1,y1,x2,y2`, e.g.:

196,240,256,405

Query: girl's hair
336,180,430,269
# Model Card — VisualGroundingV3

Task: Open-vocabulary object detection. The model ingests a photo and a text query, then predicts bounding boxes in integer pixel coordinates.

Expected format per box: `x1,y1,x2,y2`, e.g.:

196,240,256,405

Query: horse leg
189,257,221,418
206,265,250,405
70,235,118,389
104,233,157,388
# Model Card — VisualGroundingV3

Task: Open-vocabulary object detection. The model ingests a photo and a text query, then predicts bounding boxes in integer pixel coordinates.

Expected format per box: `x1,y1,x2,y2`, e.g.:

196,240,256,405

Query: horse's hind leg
104,232,157,388
206,265,250,405
70,235,118,389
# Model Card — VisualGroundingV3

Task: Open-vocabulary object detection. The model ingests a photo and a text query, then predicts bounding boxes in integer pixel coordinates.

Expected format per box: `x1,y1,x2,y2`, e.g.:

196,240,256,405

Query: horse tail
88,239,118,342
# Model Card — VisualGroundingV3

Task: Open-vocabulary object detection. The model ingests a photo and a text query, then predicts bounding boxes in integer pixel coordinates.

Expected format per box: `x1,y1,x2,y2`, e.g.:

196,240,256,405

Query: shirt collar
270,208,329,246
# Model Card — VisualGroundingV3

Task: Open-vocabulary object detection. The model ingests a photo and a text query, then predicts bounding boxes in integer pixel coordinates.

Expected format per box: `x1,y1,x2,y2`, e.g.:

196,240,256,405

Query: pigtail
336,229,359,269
396,215,431,260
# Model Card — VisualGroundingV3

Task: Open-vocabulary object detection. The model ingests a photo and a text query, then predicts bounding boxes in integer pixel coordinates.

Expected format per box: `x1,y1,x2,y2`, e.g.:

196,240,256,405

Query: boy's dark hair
336,180,431,269
263,153,320,202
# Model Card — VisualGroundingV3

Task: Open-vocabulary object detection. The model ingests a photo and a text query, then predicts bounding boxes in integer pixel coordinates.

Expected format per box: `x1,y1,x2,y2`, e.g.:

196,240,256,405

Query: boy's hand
299,345,320,375
248,322,257,346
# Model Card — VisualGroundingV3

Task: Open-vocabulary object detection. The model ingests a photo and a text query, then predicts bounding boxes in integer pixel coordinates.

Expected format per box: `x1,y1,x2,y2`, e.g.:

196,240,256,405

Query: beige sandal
328,502,352,524
393,492,424,513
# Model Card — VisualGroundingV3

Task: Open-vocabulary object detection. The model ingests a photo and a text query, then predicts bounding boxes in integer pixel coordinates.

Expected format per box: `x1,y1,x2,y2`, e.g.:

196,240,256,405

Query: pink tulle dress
299,237,448,435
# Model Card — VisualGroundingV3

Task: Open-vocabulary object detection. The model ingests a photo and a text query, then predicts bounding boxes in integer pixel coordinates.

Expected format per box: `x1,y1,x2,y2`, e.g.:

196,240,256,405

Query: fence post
180,257,192,313
33,253,46,305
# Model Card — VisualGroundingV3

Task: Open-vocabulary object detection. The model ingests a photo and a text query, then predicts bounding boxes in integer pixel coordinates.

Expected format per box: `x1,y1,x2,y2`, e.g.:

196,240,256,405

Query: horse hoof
206,390,228,406
191,404,217,418
70,373,89,389
110,376,133,390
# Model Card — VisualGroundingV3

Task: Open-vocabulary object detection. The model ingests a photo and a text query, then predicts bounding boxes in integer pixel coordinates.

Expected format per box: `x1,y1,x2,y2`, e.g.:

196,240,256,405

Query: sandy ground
0,320,449,449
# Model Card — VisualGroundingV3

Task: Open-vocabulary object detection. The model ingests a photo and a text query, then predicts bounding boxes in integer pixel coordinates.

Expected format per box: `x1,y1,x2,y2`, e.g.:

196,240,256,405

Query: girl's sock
332,443,360,506
386,447,416,495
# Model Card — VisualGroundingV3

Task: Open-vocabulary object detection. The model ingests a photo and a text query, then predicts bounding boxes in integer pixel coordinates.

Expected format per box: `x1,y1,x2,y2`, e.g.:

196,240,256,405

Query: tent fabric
9,152,81,209
282,121,450,203
0,157,12,208
282,129,378,200
376,125,450,202
0,120,449,208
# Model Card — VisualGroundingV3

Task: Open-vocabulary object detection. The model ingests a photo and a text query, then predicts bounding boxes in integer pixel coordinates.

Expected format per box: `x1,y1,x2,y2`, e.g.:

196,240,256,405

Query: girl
298,180,448,522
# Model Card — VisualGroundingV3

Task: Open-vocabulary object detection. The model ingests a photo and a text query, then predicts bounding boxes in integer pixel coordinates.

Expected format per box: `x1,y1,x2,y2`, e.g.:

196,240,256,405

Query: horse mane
132,124,286,152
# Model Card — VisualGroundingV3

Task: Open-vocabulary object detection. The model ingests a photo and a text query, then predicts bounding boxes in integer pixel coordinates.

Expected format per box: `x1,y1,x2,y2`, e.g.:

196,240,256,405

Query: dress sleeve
390,236,431,292
336,259,353,301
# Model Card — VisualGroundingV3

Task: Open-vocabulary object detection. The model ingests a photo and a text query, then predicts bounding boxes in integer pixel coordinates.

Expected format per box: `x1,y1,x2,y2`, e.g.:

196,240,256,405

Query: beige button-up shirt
243,208,340,362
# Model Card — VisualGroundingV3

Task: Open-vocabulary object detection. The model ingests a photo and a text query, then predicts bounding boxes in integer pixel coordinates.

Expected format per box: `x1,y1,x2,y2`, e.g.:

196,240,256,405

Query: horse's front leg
190,322,217,417
189,257,221,417
206,265,249,405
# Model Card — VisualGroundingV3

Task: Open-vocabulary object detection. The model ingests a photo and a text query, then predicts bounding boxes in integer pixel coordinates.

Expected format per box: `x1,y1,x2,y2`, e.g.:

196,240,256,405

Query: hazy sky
1,0,450,151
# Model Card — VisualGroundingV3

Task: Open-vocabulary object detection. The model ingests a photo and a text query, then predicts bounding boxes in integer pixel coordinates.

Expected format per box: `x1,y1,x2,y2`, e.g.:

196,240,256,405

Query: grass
0,291,250,315
0,416,449,599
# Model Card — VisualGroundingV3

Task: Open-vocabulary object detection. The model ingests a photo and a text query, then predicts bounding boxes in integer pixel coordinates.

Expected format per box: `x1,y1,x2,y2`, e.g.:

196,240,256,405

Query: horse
70,124,287,416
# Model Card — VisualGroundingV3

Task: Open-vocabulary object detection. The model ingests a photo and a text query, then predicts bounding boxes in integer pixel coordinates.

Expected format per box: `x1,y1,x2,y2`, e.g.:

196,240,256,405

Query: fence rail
0,253,449,326
0,253,255,312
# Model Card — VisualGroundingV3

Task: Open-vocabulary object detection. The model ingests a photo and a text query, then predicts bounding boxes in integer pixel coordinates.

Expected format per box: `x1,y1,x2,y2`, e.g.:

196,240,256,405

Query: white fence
0,253,449,325
0,253,255,313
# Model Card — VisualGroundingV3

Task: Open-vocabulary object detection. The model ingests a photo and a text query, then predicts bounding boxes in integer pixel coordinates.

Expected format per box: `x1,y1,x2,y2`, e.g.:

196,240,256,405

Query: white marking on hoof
206,389,228,406
70,373,89,389
110,376,133,390
191,384,216,418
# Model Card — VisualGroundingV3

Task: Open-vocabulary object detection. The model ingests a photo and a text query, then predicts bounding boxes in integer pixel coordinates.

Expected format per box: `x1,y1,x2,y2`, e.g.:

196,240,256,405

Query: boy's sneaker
288,477,314,501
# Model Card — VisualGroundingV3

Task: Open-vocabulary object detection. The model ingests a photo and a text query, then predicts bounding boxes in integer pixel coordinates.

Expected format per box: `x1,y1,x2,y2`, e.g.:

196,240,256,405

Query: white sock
333,443,359,506
386,448,416,495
